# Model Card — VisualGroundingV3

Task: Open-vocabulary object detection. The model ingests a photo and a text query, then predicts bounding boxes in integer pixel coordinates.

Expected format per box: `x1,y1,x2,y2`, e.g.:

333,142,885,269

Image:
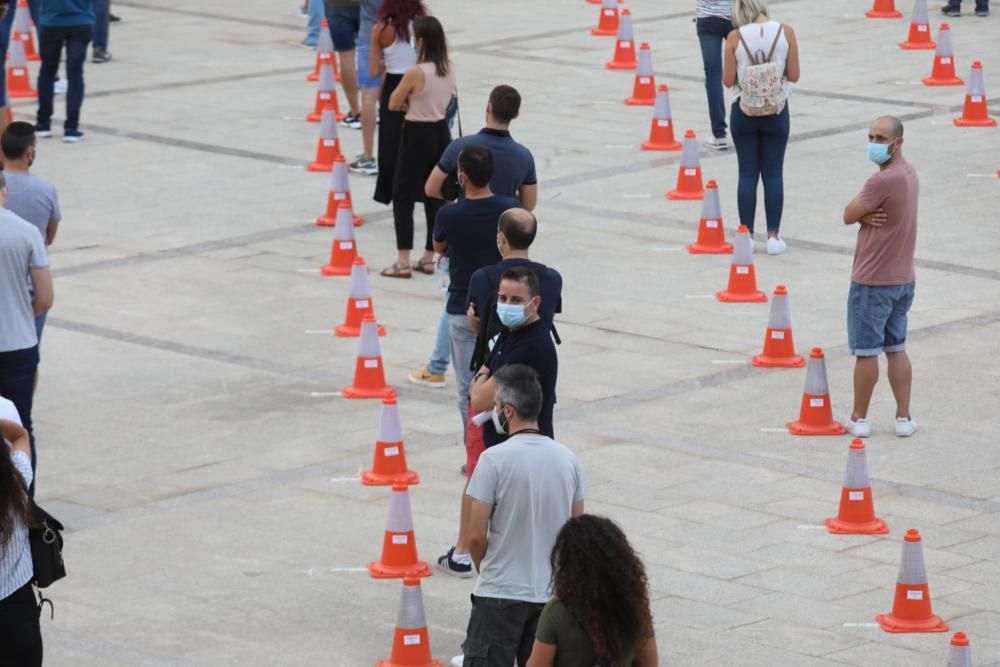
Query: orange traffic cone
12,1,38,62
591,0,619,36
587,0,622,4
606,9,636,70
321,201,359,277
752,285,804,367
362,398,419,486
716,226,767,303
336,257,386,337
786,348,847,435
624,43,656,106
923,24,963,86
867,0,903,17
6,40,36,99
307,108,343,172
307,61,344,122
317,155,364,227
369,483,430,578
343,315,397,400
667,130,704,200
376,578,442,667
307,18,335,82
642,85,682,151
687,180,732,254
824,439,889,534
954,61,997,127
947,632,973,667
899,0,935,49
876,529,949,633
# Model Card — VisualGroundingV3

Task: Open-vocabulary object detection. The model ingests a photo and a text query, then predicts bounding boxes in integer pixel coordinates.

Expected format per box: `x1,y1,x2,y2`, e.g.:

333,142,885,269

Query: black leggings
0,583,43,666
391,119,450,252
392,197,443,252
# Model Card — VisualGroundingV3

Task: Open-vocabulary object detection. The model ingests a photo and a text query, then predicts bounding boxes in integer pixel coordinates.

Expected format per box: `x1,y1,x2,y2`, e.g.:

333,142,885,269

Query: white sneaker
895,417,918,437
766,237,787,255
845,417,871,438
54,78,68,95
450,655,464,667
704,135,728,150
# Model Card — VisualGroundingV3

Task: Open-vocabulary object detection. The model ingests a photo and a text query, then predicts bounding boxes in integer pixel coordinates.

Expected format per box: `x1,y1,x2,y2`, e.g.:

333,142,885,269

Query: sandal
380,262,412,279
412,257,435,275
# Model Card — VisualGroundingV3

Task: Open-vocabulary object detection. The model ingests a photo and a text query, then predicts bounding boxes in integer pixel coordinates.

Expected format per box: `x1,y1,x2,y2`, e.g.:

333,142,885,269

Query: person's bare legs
338,49,360,115
851,355,879,420
886,350,912,418
360,87,378,160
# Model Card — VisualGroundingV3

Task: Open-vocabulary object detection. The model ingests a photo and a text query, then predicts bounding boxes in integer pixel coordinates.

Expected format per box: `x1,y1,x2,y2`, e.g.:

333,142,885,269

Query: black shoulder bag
28,495,66,618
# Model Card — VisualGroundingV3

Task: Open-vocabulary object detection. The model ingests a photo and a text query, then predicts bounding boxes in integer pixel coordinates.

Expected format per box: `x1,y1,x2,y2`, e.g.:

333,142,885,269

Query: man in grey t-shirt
2,121,62,345
459,364,585,667
0,170,54,496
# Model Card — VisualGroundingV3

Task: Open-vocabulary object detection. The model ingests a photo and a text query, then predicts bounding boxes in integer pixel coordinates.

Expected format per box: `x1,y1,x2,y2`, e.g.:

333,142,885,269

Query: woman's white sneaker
895,417,918,437
766,237,787,255
845,417,870,438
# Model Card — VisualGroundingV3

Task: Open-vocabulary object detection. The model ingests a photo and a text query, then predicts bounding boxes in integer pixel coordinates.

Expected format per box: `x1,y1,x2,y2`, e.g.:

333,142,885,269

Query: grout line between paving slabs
44,308,1000,534
113,0,304,30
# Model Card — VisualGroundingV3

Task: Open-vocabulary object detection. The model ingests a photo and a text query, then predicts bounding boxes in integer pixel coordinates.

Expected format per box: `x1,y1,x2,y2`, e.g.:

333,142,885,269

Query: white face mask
490,404,509,434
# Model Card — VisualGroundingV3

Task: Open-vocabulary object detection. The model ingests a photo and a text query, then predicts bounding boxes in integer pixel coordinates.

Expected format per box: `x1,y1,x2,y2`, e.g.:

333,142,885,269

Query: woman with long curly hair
527,515,658,667
0,414,42,666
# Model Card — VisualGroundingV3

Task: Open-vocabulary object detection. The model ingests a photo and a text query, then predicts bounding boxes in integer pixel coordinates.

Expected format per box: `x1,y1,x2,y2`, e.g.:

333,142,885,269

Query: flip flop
380,262,412,279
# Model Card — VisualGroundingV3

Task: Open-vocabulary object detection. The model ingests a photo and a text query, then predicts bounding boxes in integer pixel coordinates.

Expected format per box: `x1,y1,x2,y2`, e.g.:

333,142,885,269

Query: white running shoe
766,237,787,255
845,417,871,438
54,78,68,95
895,417,918,437
450,655,464,667
704,135,728,150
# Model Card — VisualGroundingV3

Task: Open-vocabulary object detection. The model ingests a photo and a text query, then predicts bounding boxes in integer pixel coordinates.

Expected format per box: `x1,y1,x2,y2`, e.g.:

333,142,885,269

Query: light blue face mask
496,302,529,329
867,142,893,165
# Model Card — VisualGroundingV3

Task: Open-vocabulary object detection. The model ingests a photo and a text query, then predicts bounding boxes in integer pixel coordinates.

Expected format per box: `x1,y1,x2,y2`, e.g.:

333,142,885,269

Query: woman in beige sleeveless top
382,15,455,278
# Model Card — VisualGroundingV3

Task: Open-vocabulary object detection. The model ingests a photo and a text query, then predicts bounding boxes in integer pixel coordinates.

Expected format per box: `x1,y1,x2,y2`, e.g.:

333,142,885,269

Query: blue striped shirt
695,0,732,19
0,449,33,600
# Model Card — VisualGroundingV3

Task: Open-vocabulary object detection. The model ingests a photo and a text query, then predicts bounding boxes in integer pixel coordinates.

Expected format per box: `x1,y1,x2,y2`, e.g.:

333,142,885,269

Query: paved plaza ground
15,0,1000,664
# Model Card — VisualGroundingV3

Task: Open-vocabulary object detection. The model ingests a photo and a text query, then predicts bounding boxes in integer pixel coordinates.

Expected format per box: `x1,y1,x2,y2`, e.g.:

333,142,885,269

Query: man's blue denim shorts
356,40,383,89
327,4,360,52
847,281,915,357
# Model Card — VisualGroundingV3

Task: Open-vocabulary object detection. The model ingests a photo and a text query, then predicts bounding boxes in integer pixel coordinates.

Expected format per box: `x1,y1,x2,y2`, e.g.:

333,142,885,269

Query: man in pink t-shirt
841,116,919,439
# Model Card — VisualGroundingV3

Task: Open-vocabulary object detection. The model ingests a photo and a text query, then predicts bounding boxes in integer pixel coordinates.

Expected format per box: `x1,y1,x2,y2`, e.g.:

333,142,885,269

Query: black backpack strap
470,264,506,372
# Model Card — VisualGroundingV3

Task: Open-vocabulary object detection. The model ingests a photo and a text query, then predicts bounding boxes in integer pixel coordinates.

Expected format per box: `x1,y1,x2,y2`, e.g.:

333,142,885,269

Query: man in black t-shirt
470,266,557,448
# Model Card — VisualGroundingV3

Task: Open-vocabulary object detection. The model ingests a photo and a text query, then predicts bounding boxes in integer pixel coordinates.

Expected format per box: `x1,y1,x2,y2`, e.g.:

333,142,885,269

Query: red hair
377,0,428,43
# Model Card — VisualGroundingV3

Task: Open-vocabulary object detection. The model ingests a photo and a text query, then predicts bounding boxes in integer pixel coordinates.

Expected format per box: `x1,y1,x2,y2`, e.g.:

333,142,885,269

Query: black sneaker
436,547,474,578
340,112,362,130
35,126,53,138
975,7,989,15
109,12,121,22
92,49,112,64
63,130,84,143
941,6,961,15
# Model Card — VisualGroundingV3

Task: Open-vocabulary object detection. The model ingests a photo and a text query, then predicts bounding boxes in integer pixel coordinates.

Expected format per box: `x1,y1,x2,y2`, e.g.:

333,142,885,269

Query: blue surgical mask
496,302,529,329
867,142,892,165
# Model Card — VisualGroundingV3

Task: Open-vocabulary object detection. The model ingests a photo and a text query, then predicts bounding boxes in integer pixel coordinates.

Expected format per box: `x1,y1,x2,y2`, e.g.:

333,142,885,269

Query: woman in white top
370,0,425,205
0,416,41,666
381,15,455,278
722,0,800,255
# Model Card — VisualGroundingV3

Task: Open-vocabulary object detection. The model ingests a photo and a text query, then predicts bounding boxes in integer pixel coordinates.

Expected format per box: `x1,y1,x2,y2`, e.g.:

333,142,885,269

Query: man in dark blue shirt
432,145,519,447
36,0,95,141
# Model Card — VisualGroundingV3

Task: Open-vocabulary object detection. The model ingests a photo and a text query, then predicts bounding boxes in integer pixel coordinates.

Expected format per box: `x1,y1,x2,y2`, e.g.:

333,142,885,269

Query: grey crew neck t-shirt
4,172,62,242
0,209,48,352
467,433,585,603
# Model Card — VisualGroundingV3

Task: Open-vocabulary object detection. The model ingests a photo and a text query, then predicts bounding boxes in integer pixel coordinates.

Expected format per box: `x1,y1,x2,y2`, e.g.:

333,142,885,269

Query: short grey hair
876,115,904,138
493,364,543,422
732,0,770,27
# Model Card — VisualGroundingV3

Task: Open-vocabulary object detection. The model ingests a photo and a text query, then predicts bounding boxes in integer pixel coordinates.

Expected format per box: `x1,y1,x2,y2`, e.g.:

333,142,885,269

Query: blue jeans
325,4,359,52
0,4,15,106
305,0,323,46
428,305,450,376
93,0,109,50
730,101,790,234
696,16,733,140
0,345,39,496
946,0,989,9
848,282,915,357
37,24,92,133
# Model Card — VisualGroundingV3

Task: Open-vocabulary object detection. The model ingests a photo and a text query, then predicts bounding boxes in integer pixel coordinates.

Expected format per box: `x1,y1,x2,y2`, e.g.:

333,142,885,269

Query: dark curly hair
376,0,427,44
549,515,653,665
